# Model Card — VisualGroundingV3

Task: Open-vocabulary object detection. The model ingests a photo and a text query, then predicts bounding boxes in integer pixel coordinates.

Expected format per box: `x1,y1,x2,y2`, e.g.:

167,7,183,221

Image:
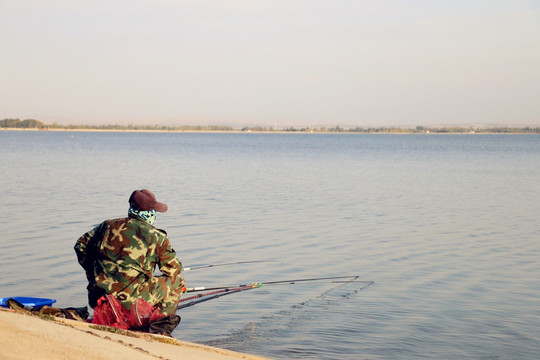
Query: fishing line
201,278,373,349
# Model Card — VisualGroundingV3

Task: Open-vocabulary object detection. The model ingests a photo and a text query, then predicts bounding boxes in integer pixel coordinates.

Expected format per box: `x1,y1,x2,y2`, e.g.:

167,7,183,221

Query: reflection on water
1,131,539,359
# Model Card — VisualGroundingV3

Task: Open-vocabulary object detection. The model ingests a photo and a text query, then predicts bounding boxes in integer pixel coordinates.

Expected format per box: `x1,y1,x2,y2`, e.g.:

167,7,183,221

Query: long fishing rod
178,275,371,310
183,260,273,272
185,275,364,293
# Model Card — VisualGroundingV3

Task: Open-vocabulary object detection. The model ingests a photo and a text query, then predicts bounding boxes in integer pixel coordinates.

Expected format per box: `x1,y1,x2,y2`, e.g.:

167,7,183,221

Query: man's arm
156,237,183,279
74,222,105,280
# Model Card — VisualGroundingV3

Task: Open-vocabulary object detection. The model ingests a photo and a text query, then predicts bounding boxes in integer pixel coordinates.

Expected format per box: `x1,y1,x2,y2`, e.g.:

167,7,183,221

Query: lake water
1,131,539,359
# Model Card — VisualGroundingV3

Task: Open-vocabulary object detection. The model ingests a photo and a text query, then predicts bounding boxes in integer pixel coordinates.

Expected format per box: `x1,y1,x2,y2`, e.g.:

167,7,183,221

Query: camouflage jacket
74,215,184,313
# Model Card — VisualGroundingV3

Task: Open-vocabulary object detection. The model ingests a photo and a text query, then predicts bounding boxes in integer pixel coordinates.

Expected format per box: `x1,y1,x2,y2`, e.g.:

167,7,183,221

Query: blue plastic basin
0,297,57,308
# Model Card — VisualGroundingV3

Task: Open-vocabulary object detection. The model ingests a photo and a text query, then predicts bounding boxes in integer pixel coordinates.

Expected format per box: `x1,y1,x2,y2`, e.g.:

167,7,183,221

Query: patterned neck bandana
128,206,157,226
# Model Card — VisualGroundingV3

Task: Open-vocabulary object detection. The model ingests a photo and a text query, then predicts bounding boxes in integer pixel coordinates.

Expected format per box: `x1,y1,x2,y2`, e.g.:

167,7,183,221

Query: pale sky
1,0,539,128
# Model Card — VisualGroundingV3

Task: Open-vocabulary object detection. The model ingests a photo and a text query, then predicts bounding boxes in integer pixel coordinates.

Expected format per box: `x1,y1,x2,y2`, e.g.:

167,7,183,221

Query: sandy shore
0,308,272,360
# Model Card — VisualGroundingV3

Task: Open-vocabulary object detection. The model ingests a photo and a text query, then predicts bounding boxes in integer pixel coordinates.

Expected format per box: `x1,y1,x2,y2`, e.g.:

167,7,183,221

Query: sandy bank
0,308,272,360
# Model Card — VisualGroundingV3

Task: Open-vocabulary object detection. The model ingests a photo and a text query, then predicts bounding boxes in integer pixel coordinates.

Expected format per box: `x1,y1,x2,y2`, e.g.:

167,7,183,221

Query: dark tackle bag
148,314,181,336
5,298,89,321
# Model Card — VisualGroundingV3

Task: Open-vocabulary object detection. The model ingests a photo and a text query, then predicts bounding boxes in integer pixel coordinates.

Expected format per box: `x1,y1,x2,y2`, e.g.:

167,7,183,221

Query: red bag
129,298,166,329
91,295,130,329
91,295,166,331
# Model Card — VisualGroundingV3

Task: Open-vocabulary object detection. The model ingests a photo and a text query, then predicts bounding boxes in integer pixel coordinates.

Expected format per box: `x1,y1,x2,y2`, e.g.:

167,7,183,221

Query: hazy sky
1,0,539,127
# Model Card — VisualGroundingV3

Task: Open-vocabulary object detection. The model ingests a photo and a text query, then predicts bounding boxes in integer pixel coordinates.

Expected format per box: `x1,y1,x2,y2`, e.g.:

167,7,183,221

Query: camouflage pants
139,274,186,315
91,273,185,315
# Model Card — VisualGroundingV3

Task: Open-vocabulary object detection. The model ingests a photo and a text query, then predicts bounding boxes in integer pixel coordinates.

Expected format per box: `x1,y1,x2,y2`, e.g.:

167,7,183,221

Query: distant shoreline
1,127,539,135
2,118,540,134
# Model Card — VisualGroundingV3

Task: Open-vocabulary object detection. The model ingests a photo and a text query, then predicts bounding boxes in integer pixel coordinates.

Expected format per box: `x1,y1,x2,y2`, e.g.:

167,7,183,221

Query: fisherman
74,189,185,316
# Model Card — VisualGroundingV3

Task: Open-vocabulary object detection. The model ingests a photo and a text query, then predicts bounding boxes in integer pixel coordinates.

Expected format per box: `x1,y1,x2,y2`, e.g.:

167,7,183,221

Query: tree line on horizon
1,118,539,134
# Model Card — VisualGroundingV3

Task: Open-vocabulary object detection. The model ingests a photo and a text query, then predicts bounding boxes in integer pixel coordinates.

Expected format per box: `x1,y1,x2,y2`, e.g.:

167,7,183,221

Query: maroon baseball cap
129,189,168,213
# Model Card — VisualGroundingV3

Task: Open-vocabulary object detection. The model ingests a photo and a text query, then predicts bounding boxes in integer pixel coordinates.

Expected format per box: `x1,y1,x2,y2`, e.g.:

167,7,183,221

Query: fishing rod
178,284,261,310
183,260,274,272
180,285,259,302
178,275,371,310
185,275,364,293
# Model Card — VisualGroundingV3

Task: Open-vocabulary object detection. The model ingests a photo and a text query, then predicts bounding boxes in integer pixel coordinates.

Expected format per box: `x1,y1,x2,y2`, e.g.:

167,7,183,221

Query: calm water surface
1,131,539,359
